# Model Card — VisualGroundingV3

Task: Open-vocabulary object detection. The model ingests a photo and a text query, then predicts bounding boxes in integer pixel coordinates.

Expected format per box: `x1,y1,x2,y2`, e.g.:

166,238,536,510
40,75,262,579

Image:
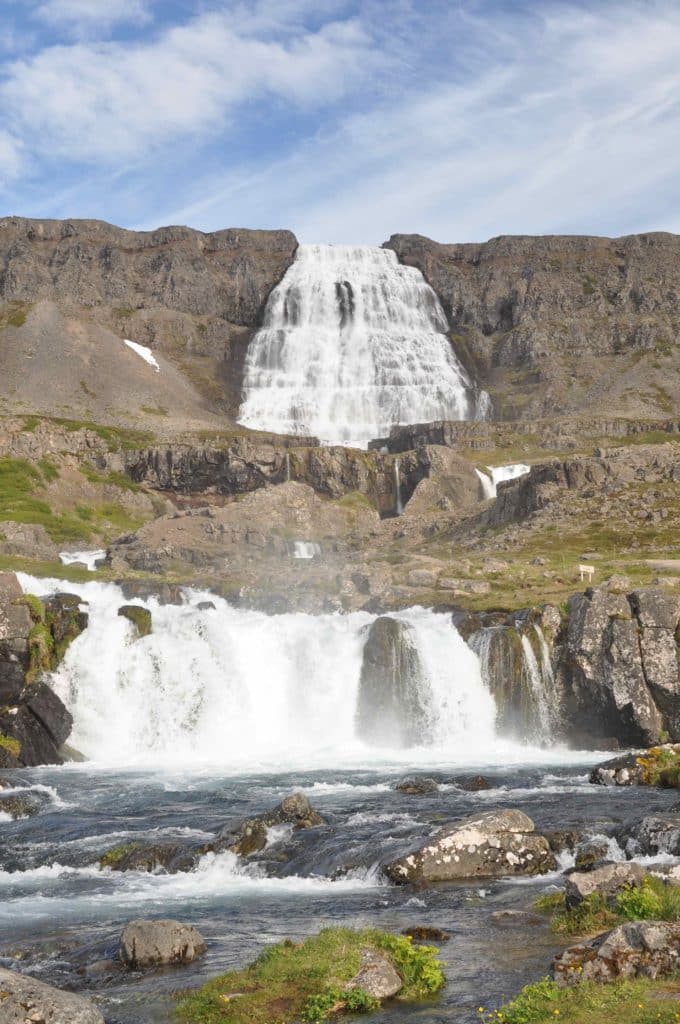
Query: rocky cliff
0,218,297,424
386,232,680,421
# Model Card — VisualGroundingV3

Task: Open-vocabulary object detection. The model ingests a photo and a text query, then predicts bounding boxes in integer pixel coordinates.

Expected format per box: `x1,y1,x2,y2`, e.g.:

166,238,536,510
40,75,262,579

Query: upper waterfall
237,244,490,447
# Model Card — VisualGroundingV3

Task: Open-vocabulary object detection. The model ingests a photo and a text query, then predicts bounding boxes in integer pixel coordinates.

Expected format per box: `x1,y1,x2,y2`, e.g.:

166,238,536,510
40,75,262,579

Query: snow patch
124,339,160,372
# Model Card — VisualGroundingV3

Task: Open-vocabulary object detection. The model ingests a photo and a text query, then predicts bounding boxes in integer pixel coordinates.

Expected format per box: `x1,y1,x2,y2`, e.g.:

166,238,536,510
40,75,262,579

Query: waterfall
393,457,403,515
285,452,291,482
475,468,494,500
19,577,497,768
469,624,556,746
238,245,490,447
292,541,320,559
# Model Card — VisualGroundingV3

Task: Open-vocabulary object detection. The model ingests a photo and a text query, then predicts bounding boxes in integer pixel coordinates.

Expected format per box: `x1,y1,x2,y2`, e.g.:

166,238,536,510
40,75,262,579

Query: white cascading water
520,633,554,744
476,463,530,500
19,576,497,769
238,244,490,447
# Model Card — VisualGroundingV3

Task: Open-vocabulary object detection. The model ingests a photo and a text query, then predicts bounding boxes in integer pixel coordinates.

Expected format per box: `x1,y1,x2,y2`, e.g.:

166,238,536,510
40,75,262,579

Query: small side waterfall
475,468,495,500
393,457,403,515
238,245,490,447
285,452,292,482
469,622,557,746
292,541,321,560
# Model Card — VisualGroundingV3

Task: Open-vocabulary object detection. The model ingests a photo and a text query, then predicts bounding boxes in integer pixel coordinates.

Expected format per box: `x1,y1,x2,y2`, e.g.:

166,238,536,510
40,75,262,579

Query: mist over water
238,244,489,446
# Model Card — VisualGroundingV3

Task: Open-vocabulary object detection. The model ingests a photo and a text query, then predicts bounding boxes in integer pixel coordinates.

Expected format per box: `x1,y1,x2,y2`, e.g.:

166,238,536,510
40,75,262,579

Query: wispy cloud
1,1,680,242
33,0,152,32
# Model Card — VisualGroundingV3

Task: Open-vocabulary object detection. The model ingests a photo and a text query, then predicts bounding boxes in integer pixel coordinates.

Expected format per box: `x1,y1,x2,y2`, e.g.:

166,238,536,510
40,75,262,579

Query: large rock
119,919,207,969
616,815,680,857
553,921,680,985
564,861,647,910
0,966,104,1023
355,617,430,747
100,842,198,874
384,809,556,883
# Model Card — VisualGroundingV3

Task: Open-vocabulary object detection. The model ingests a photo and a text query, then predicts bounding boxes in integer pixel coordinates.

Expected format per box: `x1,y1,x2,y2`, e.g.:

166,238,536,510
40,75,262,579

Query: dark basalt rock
100,842,200,875
219,792,326,858
395,776,439,795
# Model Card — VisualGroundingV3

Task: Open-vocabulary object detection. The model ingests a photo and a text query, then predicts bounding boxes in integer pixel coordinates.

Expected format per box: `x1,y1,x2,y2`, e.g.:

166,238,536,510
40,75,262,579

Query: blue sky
0,0,679,242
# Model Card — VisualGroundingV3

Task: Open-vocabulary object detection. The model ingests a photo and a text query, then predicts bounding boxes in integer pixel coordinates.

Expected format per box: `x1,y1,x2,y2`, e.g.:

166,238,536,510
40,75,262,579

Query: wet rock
119,919,207,970
564,861,647,910
220,792,326,858
543,830,582,854
553,921,680,985
395,777,439,795
590,750,646,786
99,842,198,874
119,582,185,606
616,815,680,857
197,601,216,611
356,617,430,747
0,789,49,819
384,809,556,883
117,605,152,640
401,925,451,942
574,839,612,870
0,966,104,1023
451,774,493,792
347,949,402,999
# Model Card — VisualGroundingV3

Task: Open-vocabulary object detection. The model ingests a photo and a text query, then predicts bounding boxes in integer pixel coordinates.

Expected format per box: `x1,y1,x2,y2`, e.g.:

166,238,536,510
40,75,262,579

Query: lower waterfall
20,577,505,769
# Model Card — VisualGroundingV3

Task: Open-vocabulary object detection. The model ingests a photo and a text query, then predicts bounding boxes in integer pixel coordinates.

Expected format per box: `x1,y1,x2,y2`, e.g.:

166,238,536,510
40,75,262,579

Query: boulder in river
0,966,104,1023
100,842,199,874
120,919,207,969
615,814,680,857
0,788,50,819
553,921,680,985
395,776,439,795
383,809,556,883
346,949,403,999
220,792,326,857
564,861,647,909
355,617,431,747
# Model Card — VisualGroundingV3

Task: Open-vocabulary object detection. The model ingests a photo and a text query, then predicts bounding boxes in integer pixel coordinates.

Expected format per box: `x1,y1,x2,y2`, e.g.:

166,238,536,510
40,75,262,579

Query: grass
479,976,680,1024
534,877,680,937
636,747,680,788
80,466,141,492
175,928,444,1024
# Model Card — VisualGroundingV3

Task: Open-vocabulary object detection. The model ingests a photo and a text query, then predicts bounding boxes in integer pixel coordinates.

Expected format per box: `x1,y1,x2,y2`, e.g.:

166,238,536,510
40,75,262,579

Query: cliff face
386,232,680,421
0,218,298,419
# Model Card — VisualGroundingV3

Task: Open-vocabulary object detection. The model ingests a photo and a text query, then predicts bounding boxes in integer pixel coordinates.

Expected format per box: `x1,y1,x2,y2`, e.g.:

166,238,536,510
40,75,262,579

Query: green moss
26,622,54,684
12,593,45,623
636,746,680,787
118,605,152,639
480,976,680,1024
175,928,444,1024
80,466,141,492
99,843,141,869
0,734,21,757
1,302,29,329
22,416,40,433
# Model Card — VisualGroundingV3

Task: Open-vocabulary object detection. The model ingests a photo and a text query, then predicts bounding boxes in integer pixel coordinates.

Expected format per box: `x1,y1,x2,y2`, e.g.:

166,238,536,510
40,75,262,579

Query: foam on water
238,244,489,447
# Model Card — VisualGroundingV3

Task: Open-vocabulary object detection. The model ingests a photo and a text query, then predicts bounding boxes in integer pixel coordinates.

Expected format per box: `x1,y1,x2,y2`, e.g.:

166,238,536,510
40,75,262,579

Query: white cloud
1,9,379,163
34,0,151,31
156,2,680,243
0,130,23,186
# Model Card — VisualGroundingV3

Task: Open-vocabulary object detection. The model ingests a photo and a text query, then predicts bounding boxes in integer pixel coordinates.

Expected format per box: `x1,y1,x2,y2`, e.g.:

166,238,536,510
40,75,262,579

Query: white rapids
238,244,490,447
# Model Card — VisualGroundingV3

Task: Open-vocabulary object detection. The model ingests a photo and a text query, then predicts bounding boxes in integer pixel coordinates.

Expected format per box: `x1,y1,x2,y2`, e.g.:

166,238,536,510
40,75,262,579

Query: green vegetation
479,977,680,1024
0,734,21,758
118,605,152,639
37,458,59,483
13,592,45,623
140,405,168,416
80,466,141,492
0,302,30,329
535,877,680,937
99,843,140,869
175,928,444,1024
636,747,680,788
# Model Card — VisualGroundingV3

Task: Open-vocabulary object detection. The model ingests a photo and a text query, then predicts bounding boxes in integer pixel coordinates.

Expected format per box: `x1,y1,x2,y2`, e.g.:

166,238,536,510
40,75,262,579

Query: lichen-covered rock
0,966,104,1023
119,919,207,969
553,921,680,986
346,949,403,999
564,861,647,910
99,842,198,874
356,617,430,748
395,776,439,795
616,815,680,857
0,788,50,819
573,839,612,870
383,808,556,883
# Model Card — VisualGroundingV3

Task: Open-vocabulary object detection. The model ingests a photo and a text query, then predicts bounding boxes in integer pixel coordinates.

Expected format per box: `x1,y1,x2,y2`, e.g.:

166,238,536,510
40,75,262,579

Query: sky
0,0,679,243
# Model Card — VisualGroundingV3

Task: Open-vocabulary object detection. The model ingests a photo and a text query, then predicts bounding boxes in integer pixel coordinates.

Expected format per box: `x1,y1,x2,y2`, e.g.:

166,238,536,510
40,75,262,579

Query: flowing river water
2,577,676,1022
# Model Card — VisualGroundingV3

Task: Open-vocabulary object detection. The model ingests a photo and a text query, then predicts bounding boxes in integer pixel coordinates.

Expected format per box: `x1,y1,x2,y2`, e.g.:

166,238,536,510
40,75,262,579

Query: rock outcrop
356,617,431,748
383,809,555,883
553,921,680,985
0,574,78,766
564,862,647,910
386,232,680,421
0,967,104,1023
119,919,207,969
